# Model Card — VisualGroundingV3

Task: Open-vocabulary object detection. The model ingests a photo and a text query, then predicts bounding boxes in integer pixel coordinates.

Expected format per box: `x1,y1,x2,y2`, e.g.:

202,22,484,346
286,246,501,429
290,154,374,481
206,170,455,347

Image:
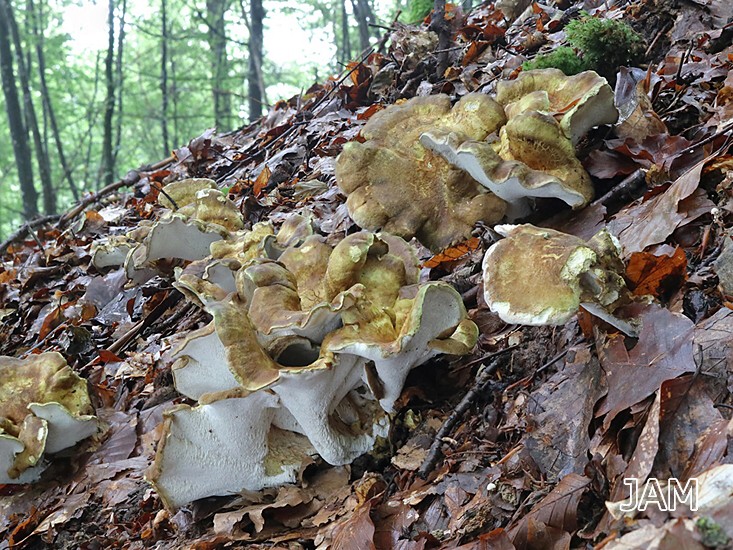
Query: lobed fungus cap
495,69,618,145
328,282,478,412
0,352,98,483
482,224,626,325
336,94,508,251
421,116,593,220
157,178,217,209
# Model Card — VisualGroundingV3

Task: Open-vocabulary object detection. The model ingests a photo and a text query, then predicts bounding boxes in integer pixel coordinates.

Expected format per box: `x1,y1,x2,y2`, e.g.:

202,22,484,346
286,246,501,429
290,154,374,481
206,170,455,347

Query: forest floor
2,0,733,548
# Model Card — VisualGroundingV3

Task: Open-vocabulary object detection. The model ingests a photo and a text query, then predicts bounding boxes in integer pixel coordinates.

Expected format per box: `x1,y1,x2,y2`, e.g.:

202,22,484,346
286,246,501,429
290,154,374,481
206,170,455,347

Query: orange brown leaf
626,247,687,298
423,237,481,269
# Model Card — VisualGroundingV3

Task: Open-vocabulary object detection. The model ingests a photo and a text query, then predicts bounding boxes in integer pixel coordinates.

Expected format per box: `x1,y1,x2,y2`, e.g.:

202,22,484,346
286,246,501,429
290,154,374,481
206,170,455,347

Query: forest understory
2,0,733,548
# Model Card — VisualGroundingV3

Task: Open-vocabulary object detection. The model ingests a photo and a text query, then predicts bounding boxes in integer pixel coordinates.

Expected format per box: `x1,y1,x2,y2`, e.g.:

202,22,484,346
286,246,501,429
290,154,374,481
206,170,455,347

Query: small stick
0,214,60,256
150,182,179,210
58,156,174,228
590,169,646,208
418,357,504,478
456,344,519,372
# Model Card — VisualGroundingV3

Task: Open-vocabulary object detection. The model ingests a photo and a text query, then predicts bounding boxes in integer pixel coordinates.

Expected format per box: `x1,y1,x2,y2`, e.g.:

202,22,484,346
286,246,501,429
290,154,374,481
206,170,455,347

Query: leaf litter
2,1,733,548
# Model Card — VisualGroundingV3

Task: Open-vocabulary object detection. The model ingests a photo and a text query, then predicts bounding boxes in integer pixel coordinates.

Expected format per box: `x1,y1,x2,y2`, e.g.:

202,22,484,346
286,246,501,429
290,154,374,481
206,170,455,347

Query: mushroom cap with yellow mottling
336,94,508,252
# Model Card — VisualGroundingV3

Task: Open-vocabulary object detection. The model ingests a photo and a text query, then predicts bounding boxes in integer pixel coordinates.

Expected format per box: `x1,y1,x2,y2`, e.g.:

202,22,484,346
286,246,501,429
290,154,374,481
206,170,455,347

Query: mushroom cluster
336,69,618,250
102,191,478,509
482,224,627,325
91,178,241,284
0,352,99,484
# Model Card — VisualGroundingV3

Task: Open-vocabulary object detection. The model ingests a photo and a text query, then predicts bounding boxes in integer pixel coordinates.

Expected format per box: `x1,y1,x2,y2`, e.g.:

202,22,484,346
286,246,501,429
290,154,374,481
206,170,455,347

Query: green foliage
522,46,589,75
565,17,645,77
696,516,730,548
404,0,432,24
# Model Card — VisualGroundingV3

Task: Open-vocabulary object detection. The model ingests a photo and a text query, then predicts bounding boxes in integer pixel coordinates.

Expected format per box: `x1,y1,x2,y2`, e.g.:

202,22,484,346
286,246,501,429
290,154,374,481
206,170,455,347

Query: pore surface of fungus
421,111,593,220
152,224,478,508
0,352,98,483
482,224,626,325
335,94,508,251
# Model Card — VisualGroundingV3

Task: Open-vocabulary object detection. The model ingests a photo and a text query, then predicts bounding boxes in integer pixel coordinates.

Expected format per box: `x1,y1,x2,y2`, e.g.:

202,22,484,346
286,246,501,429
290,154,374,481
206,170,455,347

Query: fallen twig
0,214,60,257
58,156,174,228
590,169,646,209
418,356,505,478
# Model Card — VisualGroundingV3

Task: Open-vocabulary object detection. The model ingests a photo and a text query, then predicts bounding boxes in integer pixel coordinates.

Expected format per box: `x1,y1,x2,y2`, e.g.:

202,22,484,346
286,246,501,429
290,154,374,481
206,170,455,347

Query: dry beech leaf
253,165,272,197
625,246,687,298
423,237,481,269
507,473,590,548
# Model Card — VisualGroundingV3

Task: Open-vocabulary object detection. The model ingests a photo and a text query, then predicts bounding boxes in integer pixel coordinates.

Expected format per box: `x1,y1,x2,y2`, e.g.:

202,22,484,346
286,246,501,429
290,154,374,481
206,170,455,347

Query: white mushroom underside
171,328,239,400
419,132,585,220
0,434,46,484
152,393,303,509
28,402,98,454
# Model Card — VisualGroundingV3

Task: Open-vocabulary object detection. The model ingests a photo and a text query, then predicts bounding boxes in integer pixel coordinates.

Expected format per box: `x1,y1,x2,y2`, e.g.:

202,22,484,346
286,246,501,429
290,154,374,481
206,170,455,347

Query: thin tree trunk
171,52,179,148
100,0,116,187
6,0,54,214
160,0,170,154
247,0,264,121
83,52,103,187
430,0,450,78
30,0,80,201
349,0,371,53
340,0,351,64
207,0,230,130
113,0,126,167
0,0,38,218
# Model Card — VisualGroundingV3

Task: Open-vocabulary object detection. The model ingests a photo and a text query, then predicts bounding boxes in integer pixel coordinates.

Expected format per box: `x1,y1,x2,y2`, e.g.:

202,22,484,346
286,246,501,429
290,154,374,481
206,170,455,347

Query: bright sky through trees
61,0,337,101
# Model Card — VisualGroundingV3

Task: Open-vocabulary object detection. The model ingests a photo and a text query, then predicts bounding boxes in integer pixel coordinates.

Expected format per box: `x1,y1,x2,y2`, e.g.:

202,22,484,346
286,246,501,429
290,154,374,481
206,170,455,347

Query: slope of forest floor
2,0,733,548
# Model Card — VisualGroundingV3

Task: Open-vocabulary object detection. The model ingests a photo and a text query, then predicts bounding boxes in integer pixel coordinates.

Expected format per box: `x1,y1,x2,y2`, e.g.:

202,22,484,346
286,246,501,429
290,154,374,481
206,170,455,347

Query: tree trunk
100,0,116,187
340,0,351,64
430,0,450,78
247,0,264,121
207,0,230,130
83,52,103,187
0,0,38,219
160,0,170,154
113,0,127,167
5,0,55,214
30,0,80,202
349,0,372,53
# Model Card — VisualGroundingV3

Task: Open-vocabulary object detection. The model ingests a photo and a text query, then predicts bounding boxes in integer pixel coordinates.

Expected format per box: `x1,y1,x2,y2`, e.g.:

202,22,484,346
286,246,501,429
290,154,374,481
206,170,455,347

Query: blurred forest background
0,0,457,239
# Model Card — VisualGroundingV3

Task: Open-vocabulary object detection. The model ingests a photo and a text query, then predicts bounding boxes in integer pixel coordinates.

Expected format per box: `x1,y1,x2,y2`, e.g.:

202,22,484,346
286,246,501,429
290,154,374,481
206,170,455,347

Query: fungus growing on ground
91,181,242,283
150,226,478,508
482,224,626,325
0,352,98,484
494,68,618,145
336,71,617,249
421,111,593,219
335,93,508,251
148,392,315,510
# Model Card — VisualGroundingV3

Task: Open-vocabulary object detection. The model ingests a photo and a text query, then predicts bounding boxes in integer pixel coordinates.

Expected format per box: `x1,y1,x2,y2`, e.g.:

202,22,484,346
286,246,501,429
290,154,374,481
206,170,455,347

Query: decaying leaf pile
3,0,733,548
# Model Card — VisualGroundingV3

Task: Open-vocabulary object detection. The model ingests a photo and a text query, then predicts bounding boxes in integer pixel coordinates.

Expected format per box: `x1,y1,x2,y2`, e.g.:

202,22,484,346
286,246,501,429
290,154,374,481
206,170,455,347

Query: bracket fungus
335,94,508,251
0,352,98,484
494,68,618,145
336,70,617,250
420,111,593,220
149,224,478,509
91,179,242,284
482,224,626,325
